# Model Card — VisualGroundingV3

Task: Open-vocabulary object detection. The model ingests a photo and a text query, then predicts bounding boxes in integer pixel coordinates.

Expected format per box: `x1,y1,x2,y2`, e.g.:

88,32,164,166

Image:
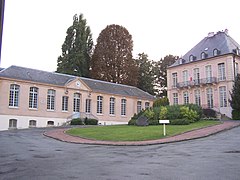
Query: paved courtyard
0,126,240,180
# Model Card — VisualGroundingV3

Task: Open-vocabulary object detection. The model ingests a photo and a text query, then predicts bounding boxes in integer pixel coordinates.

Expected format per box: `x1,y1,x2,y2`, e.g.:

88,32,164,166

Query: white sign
159,120,169,124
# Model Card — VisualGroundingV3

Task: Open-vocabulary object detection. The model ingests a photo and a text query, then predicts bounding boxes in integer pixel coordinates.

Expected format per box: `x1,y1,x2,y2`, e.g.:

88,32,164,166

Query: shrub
153,97,169,107
202,108,217,118
170,119,190,125
232,109,240,120
159,106,168,119
166,105,181,120
128,118,136,125
180,106,199,122
185,104,203,119
70,118,83,125
144,108,155,119
148,119,159,125
84,118,98,125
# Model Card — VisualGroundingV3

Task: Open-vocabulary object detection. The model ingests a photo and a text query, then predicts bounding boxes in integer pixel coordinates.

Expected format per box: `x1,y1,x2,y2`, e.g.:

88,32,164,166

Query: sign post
159,120,170,136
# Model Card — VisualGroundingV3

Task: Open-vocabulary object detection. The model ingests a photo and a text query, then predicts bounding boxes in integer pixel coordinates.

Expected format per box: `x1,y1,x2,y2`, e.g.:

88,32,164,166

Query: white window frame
219,86,227,107
137,101,142,113
206,88,213,108
205,65,212,83
29,120,37,127
194,89,201,106
183,91,189,104
121,99,126,116
193,68,200,84
9,119,17,129
109,97,115,115
9,84,20,107
73,93,80,112
173,93,178,105
172,73,178,87
97,96,103,114
145,102,150,109
29,87,38,109
47,89,55,110
183,70,188,86
85,99,91,113
218,63,225,81
62,96,68,111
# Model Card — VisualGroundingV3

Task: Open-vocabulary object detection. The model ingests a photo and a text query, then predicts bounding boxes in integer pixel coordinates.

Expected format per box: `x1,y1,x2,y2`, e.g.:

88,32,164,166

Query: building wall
0,78,153,130
167,54,240,118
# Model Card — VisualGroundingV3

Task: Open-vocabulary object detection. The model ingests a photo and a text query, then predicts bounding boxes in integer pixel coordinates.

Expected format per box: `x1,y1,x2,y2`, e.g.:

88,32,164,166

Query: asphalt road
0,127,240,180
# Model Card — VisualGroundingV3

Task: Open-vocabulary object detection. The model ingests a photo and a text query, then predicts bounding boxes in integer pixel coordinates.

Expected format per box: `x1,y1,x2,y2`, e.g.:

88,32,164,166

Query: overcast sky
1,0,240,72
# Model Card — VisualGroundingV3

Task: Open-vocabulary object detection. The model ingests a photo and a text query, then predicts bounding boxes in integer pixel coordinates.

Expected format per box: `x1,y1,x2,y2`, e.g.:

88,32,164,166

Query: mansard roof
170,30,240,68
0,65,154,100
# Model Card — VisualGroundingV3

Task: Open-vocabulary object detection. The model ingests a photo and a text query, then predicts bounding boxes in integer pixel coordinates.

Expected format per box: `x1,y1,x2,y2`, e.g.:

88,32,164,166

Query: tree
136,53,155,95
229,74,240,120
57,14,93,77
154,55,178,97
90,24,138,86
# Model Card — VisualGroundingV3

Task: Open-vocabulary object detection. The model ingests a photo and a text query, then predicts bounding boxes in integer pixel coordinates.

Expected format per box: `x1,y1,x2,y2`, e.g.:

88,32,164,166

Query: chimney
224,29,229,35
207,32,214,37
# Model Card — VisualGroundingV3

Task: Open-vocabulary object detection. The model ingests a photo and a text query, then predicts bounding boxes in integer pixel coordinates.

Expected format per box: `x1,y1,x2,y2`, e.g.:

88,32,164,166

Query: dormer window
213,49,220,56
189,55,194,62
201,52,208,59
179,58,183,64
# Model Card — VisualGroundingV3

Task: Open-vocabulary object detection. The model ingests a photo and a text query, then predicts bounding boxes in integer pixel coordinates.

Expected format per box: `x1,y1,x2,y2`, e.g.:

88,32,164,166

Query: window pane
97,96,103,114
121,99,126,115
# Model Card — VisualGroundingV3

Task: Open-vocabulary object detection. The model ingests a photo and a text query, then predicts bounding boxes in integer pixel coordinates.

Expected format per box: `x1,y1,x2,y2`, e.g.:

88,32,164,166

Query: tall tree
229,74,240,120
57,14,93,77
90,24,138,86
136,53,155,95
154,55,178,97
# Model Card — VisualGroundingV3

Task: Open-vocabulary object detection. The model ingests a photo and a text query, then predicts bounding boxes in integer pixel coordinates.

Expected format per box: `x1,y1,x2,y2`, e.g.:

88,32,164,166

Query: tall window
62,96,68,111
47,89,55,110
235,62,239,76
109,97,115,115
29,87,38,109
137,101,142,113
205,65,212,83
193,68,200,85
9,119,17,129
97,96,103,114
73,93,80,112
194,89,201,106
183,91,189,104
85,99,91,113
218,63,225,81
183,70,188,86
172,73,178,87
219,86,227,107
145,102,150,109
121,99,126,116
206,88,213,108
173,93,178,105
9,84,20,107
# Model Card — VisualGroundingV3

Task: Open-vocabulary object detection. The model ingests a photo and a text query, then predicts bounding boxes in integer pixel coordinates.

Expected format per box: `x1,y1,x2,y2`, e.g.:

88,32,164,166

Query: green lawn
66,120,221,141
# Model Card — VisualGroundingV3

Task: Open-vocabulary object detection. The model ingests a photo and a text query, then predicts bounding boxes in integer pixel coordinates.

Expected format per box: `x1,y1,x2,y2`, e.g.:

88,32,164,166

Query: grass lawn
66,120,221,141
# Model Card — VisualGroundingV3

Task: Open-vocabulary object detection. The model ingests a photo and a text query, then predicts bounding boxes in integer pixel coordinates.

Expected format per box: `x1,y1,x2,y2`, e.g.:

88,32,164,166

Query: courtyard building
167,30,240,118
0,65,154,130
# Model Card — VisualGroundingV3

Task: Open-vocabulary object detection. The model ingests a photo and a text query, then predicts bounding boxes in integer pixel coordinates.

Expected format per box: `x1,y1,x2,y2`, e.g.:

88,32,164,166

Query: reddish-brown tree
90,24,138,86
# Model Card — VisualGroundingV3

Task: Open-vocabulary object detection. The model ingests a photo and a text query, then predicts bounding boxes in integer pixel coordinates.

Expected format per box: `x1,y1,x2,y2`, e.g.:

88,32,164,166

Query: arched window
201,52,206,59
213,49,219,56
47,121,54,126
189,55,194,62
9,84,20,107
109,97,115,115
29,120,37,127
97,96,103,114
29,87,38,109
121,99,126,116
9,119,17,129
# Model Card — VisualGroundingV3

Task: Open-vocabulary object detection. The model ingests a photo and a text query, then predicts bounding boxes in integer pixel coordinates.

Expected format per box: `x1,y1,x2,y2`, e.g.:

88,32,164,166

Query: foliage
159,106,168,119
202,108,217,118
90,24,138,86
70,118,84,125
84,117,98,125
148,119,159,125
166,105,181,120
230,74,240,120
170,119,190,125
153,97,169,107
57,14,93,77
128,119,136,125
185,104,203,119
144,108,155,119
154,55,178,97
180,106,199,122
135,53,155,95
232,110,240,120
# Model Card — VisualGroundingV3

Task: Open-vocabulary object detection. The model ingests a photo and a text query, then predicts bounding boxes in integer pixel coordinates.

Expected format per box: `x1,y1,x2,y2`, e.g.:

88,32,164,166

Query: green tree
57,14,93,77
154,55,178,96
229,74,240,120
136,53,155,95
90,24,138,86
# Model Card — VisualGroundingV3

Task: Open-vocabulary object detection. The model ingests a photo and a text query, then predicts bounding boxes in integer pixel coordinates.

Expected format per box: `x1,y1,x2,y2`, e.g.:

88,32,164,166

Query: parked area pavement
44,121,240,146
1,122,240,180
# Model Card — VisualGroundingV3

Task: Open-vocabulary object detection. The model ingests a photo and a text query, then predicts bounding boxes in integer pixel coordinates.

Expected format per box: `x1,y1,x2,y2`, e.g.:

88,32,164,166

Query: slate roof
0,65,155,100
0,67,4,71
170,30,240,68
